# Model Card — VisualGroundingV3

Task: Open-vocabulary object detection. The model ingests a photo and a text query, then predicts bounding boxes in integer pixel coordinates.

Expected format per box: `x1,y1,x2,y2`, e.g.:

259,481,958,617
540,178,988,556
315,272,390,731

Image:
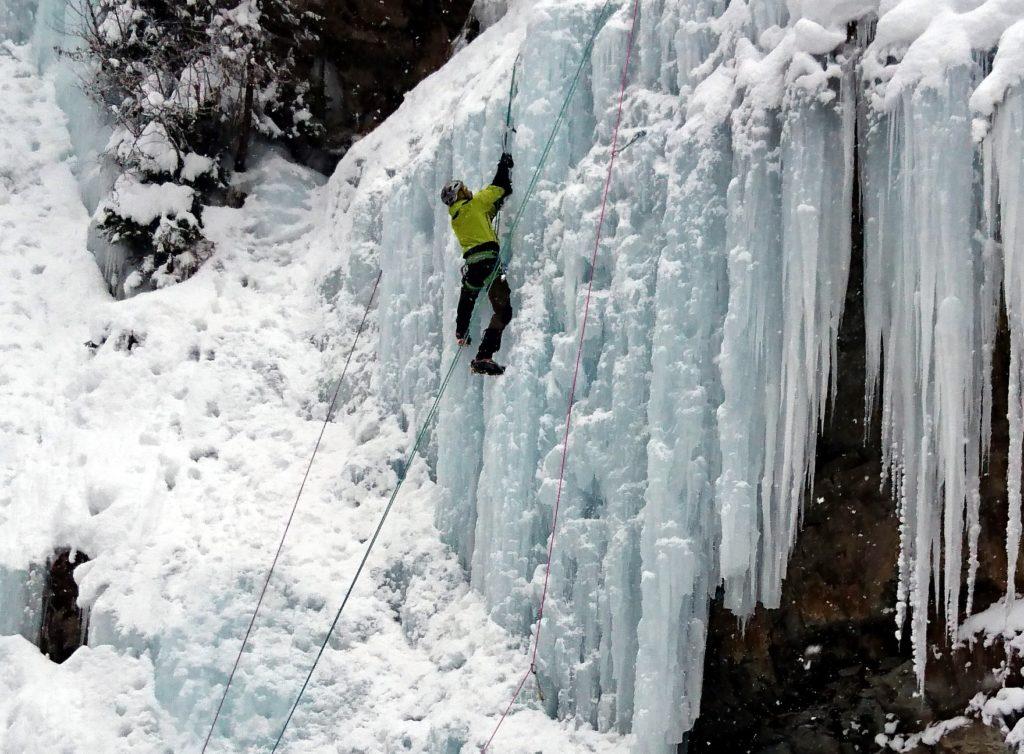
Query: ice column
0,566,45,643
631,120,731,752
437,100,516,567
862,67,993,681
29,0,113,210
988,87,1024,603
467,1,604,636
530,114,664,731
717,73,855,614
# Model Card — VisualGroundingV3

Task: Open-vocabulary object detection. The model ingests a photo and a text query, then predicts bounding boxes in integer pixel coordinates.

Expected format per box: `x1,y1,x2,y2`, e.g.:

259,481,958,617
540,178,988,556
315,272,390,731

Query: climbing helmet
441,180,465,206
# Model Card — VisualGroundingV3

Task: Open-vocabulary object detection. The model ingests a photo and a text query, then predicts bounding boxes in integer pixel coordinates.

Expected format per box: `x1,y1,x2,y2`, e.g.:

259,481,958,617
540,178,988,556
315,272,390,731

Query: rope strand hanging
267,4,620,749
482,0,641,748
201,270,382,753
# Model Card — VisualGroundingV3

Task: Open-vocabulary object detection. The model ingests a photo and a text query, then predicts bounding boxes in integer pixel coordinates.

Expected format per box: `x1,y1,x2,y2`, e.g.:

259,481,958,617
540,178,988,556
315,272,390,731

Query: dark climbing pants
456,255,513,360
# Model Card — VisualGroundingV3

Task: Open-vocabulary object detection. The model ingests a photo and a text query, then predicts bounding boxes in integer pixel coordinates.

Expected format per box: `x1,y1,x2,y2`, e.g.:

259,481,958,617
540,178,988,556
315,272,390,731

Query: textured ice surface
0,35,627,754
322,0,1024,750
8,0,1024,752
322,1,857,750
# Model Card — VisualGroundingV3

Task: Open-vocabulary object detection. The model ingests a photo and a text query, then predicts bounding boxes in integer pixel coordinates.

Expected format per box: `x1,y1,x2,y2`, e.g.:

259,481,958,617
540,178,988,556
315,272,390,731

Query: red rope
482,0,641,749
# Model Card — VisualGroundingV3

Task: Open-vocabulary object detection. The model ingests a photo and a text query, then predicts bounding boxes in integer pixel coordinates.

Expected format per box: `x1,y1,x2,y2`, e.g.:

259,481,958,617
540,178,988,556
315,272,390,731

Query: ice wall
0,0,35,42
15,0,113,211
0,566,45,643
322,1,867,750
320,0,1024,744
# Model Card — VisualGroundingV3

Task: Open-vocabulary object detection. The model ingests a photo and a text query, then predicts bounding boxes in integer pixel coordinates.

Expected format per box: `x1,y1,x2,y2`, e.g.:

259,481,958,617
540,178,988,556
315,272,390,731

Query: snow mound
0,636,175,753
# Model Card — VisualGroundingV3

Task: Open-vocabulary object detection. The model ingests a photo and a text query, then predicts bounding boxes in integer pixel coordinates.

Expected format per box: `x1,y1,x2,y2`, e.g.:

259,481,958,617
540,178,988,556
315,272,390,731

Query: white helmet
441,180,465,206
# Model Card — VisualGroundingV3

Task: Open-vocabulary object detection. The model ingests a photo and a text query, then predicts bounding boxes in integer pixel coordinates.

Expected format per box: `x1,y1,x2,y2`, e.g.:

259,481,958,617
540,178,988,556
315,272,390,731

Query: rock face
297,0,475,168
38,550,90,664
690,176,1017,753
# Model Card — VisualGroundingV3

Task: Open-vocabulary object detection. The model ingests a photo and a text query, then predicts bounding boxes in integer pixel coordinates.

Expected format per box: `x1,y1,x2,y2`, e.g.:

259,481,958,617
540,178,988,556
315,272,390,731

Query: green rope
268,4,618,749
500,0,615,257
270,349,462,753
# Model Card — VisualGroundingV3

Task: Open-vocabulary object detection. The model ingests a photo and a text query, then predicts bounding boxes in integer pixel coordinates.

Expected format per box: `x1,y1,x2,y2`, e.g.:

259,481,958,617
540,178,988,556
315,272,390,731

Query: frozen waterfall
322,0,1024,751
8,0,1024,750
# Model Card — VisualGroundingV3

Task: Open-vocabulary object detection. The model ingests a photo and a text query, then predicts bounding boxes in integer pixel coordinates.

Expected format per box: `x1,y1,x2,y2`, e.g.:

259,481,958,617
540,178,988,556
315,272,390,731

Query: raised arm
475,153,514,219
492,152,513,196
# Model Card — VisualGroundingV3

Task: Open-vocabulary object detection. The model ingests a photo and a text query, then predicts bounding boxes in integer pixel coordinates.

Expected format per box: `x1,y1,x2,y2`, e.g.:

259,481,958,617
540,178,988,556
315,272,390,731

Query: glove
499,152,514,169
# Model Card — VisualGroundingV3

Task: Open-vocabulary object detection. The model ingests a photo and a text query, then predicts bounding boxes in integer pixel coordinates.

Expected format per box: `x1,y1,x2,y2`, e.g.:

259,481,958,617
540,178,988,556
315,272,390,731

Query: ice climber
440,151,515,376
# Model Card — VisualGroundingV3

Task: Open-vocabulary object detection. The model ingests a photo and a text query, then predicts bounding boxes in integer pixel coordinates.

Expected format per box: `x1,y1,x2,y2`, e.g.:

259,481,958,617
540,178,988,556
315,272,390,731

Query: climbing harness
460,256,504,293
267,3,624,749
199,270,382,753
482,0,641,749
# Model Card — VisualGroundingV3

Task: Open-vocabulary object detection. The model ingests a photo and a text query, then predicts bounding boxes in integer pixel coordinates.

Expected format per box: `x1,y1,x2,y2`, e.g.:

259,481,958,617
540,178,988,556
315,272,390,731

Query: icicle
990,87,1024,605
862,65,994,683
716,60,855,614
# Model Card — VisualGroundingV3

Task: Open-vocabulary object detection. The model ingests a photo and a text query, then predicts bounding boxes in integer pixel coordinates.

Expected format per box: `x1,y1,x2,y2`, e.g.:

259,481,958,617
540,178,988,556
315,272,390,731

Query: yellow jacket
448,185,507,259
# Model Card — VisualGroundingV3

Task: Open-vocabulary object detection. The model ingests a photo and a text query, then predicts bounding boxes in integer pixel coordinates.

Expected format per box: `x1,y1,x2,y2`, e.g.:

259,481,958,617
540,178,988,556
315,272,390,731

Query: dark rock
932,724,1008,753
38,549,90,664
790,725,842,754
294,0,475,169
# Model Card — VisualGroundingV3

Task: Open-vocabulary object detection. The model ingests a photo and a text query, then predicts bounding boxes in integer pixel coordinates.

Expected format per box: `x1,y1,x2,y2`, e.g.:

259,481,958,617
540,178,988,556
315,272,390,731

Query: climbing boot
471,358,505,376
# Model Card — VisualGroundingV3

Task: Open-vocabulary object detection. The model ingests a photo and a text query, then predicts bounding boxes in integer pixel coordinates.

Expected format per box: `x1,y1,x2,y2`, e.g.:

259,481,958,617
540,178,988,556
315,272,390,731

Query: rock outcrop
297,0,475,168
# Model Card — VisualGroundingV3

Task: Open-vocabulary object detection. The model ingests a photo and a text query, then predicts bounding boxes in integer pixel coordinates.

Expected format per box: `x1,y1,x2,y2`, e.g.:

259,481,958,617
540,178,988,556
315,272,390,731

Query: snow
864,0,1024,108
793,18,848,55
961,595,1024,650
971,20,1024,122
99,175,196,226
0,636,176,753
875,715,971,751
110,121,181,175
7,0,1024,752
982,688,1024,719
181,153,216,183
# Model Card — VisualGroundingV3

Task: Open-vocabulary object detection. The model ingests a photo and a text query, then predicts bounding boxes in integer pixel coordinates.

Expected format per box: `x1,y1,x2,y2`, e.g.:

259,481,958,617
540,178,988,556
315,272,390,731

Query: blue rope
270,348,463,753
